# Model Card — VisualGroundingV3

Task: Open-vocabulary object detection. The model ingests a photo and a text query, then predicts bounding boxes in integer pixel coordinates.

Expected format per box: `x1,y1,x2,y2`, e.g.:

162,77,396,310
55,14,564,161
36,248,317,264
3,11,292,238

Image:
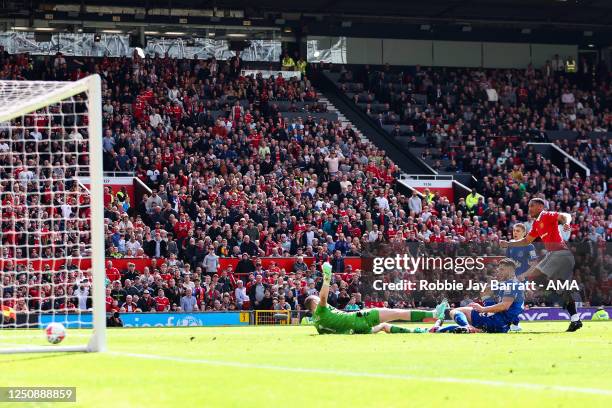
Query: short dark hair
529,198,545,207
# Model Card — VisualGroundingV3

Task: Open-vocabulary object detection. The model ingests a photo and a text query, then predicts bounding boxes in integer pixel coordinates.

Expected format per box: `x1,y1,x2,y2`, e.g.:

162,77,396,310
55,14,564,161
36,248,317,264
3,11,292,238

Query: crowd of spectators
0,46,610,320
337,61,610,173
332,61,611,305
339,59,610,133
0,48,397,315
93,50,405,312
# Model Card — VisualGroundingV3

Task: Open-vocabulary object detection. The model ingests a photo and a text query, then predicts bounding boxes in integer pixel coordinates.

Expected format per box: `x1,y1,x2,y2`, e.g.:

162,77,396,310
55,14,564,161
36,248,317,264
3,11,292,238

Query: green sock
390,325,412,334
410,310,434,322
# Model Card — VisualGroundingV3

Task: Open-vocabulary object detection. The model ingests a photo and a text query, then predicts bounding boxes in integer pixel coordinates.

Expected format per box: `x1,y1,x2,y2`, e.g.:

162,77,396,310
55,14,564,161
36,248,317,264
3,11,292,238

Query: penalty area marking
109,351,612,397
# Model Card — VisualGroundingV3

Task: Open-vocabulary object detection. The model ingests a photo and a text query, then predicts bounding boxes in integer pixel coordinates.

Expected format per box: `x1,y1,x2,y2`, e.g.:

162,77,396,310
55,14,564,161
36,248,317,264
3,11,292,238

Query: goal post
0,75,105,353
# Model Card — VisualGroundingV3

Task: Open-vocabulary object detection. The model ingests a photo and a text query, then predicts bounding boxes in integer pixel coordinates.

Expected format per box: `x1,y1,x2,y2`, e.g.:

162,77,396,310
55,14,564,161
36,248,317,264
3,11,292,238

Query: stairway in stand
319,95,368,143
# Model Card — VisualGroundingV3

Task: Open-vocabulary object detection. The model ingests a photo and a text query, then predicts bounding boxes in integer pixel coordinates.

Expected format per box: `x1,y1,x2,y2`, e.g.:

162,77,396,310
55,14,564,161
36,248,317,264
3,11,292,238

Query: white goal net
0,76,105,353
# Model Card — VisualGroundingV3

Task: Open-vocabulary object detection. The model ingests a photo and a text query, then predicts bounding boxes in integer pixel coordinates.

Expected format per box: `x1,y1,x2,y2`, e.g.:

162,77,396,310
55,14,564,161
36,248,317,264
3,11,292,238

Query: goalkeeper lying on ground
304,262,448,334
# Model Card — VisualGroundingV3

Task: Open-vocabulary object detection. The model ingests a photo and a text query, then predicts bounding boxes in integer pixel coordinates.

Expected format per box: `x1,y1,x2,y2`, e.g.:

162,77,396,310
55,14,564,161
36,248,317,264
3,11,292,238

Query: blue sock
453,311,468,327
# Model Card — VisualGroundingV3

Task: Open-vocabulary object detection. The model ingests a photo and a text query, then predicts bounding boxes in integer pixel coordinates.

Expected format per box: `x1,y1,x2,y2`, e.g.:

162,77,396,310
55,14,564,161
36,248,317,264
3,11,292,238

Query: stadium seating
0,50,610,313
331,64,610,175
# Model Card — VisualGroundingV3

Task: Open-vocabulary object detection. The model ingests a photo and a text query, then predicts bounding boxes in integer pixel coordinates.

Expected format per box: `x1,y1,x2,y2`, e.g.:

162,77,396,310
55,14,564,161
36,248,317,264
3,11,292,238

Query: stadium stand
325,62,611,306
331,63,610,174
0,48,610,315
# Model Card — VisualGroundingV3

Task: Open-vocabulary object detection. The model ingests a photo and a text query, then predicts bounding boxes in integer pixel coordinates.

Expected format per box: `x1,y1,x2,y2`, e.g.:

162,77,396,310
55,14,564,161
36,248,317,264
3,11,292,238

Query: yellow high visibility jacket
296,60,307,74
466,192,483,209
282,56,295,70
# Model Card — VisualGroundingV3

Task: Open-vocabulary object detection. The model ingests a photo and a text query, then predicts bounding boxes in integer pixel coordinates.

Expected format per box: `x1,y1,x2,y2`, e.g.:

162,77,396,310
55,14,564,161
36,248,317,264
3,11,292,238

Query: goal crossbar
0,77,92,123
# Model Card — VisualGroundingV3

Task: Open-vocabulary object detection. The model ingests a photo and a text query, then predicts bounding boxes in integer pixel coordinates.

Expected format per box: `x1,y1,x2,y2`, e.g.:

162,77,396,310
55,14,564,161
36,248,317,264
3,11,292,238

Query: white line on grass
0,343,32,348
109,351,612,397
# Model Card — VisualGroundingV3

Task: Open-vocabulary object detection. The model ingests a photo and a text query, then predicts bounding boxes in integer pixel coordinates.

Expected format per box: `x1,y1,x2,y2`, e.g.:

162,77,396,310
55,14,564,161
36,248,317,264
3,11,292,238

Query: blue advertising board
120,312,250,328
39,312,250,328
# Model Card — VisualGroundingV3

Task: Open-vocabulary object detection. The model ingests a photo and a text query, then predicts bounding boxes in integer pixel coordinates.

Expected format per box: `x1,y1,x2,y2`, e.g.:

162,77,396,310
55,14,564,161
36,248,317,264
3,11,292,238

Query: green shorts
352,309,381,334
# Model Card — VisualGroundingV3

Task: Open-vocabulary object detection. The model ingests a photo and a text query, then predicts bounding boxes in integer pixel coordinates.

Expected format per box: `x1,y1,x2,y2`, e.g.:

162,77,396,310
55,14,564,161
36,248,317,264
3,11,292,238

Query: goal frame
0,75,106,353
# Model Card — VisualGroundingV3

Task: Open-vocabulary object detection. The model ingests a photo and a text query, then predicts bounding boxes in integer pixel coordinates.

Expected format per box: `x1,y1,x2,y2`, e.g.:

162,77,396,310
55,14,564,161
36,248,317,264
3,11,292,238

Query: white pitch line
0,343,31,348
109,351,612,397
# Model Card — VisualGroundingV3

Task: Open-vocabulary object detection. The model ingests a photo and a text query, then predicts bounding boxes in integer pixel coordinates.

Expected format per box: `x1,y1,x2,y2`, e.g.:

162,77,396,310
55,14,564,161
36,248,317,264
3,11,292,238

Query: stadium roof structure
2,0,611,45
10,0,610,27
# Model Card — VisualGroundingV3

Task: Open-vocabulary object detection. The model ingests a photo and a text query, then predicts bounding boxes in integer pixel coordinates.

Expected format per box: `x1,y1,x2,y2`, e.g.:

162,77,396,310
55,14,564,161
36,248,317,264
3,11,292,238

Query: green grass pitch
1,322,611,407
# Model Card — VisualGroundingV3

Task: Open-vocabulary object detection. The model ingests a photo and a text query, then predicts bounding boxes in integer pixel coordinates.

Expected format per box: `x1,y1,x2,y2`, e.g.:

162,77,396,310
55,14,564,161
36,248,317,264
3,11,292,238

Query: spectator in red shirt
174,214,192,244
105,287,114,312
105,260,121,282
154,289,170,312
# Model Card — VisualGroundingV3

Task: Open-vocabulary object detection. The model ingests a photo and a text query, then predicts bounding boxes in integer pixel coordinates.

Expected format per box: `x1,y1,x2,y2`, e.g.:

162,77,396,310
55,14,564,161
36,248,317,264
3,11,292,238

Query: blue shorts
470,310,510,333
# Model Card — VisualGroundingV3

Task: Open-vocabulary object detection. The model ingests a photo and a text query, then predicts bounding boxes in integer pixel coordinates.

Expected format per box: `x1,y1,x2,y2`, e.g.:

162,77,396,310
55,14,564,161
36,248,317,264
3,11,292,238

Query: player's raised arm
500,233,536,248
318,262,333,307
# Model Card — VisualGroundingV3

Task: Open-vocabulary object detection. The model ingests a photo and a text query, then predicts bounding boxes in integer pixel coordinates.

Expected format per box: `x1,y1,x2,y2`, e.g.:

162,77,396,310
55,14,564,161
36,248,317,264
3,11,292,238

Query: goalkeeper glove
322,262,332,284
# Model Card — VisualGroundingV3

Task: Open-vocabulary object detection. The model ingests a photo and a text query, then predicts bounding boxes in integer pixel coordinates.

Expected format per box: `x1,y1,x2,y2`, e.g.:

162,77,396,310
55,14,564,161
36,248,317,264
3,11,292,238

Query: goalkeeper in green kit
304,262,448,334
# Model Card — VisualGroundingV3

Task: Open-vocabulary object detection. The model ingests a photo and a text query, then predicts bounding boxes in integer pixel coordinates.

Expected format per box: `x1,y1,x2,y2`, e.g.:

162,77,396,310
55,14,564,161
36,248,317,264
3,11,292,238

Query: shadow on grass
0,352,81,365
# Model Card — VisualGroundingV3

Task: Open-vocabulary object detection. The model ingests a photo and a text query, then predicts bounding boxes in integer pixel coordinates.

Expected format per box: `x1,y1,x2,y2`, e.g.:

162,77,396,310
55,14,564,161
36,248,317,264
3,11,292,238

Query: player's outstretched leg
376,299,449,323
431,324,481,333
533,249,581,332
372,323,427,334
448,306,476,333
429,299,451,331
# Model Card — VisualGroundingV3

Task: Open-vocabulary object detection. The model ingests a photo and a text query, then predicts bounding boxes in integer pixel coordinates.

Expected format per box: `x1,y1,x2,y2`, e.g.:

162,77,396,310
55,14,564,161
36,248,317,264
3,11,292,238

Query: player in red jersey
500,198,581,332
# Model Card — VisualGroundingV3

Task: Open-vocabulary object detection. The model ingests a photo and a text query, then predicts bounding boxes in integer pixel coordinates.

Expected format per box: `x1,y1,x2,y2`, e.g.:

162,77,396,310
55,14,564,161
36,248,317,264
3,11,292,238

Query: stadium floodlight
0,76,105,354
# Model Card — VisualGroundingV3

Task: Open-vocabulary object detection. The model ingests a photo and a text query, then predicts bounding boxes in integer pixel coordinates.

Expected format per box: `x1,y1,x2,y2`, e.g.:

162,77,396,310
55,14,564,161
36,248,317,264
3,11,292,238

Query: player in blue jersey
503,223,536,331
506,223,538,276
481,224,535,330
431,258,525,333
